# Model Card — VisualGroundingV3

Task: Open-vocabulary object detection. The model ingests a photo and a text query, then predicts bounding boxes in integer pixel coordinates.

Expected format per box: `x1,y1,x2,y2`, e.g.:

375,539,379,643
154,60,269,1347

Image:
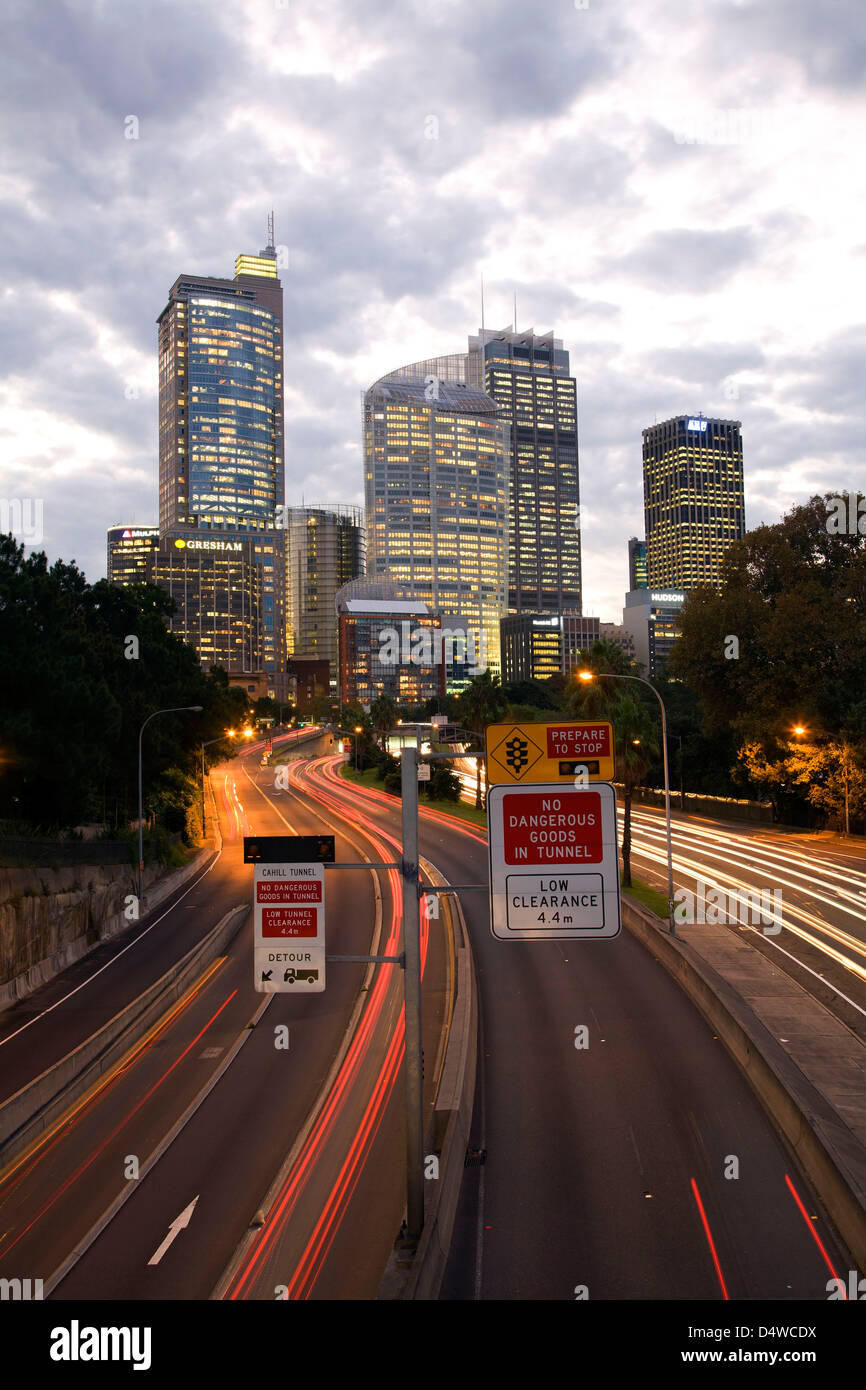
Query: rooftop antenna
267,210,275,249
514,289,517,333
481,272,485,333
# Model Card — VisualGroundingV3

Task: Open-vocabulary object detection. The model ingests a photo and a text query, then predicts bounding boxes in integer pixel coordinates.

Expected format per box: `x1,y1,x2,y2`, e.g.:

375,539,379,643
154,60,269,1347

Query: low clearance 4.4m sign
487,782,621,940
244,834,334,992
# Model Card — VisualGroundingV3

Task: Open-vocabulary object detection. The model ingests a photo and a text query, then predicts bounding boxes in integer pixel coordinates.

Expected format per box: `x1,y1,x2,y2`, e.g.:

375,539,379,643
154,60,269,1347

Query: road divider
378,858,478,1301
0,903,249,1167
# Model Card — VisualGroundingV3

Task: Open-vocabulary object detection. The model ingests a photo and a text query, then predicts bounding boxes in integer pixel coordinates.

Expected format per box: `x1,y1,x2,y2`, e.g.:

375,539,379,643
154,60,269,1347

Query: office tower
106,525,159,586
467,328,580,614
628,537,647,591
500,613,601,684
153,535,262,674
642,414,745,591
284,504,365,691
155,227,286,693
336,583,446,706
363,371,508,678
622,587,685,676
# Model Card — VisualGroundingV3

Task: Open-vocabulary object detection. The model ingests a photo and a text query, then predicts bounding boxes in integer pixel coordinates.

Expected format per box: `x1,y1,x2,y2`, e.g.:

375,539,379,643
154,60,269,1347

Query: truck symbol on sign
283,967,319,984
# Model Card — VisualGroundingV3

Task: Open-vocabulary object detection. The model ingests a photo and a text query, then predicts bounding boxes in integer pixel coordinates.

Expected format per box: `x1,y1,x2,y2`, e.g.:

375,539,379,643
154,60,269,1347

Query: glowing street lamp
578,669,675,935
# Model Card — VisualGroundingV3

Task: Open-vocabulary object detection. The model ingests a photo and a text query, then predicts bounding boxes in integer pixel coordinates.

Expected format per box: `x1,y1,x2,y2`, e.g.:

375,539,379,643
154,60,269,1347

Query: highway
0,732,447,1300
297,756,853,1300
0,740,858,1302
626,805,866,1044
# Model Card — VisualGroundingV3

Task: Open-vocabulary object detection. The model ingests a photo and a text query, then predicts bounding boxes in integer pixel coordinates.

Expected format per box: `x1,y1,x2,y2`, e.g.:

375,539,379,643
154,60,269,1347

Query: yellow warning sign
485,721,615,785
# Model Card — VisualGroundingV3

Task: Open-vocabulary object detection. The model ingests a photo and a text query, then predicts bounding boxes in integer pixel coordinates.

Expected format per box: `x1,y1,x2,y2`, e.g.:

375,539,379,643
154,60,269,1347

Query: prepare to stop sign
487,781,621,940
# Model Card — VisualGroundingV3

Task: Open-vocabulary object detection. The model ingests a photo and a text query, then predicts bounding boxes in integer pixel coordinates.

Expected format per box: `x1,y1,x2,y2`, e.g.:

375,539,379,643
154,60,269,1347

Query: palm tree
459,670,509,808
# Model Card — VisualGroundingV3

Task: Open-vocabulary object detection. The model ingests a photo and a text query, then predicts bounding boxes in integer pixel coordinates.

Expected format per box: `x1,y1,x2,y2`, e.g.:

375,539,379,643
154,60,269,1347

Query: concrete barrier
378,858,479,1300
0,903,248,1166
621,893,866,1272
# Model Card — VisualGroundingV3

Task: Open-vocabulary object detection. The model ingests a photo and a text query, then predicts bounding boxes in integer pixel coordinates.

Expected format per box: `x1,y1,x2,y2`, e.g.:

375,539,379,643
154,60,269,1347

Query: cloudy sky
2,0,865,620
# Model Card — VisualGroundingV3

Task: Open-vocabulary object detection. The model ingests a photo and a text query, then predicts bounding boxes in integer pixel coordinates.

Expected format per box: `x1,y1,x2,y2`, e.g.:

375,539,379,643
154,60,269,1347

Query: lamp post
578,671,675,935
354,724,363,772
138,706,202,903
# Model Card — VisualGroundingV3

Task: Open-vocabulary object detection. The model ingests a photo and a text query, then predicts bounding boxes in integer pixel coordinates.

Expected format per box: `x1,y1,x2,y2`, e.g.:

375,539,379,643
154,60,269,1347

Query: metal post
138,723,145,903
658,696,676,936
600,675,676,936
401,745,425,1240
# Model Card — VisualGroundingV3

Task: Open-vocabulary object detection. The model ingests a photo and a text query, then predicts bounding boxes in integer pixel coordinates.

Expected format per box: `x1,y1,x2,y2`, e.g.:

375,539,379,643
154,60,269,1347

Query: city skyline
2,1,863,622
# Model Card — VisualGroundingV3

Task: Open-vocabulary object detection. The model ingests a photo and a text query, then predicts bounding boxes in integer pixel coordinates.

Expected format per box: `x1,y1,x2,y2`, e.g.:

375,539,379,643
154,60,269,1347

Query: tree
370,694,397,750
459,670,509,807
668,495,866,748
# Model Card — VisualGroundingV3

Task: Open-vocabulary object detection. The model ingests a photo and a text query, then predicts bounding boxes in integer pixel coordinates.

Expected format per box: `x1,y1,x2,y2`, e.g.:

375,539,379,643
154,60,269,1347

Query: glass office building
284,504,365,689
153,534,263,675
467,328,581,614
363,372,508,677
642,415,745,591
106,525,160,586
156,236,286,691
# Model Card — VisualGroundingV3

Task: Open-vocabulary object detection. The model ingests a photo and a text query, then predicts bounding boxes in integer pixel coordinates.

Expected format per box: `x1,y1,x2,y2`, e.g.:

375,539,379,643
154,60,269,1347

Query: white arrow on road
147,1196,199,1266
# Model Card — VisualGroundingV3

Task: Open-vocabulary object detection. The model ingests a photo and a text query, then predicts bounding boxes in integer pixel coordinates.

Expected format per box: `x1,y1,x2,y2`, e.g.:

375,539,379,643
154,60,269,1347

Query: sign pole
401,745,425,1240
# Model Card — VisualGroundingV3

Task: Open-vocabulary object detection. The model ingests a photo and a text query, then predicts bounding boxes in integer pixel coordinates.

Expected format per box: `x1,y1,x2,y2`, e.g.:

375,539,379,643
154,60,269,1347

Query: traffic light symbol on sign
505,736,530,775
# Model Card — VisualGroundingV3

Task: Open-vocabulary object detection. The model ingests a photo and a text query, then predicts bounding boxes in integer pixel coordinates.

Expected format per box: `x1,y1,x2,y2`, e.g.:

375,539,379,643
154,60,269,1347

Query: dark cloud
613,228,757,291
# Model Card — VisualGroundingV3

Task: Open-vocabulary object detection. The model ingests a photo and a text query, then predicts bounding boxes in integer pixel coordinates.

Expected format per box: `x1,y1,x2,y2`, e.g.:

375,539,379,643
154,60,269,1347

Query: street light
138,706,203,902
354,724,363,771
578,670,676,935
200,734,231,841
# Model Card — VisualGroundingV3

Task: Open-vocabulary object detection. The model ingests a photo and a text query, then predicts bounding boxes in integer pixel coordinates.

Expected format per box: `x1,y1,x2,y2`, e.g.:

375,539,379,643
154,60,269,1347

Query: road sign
245,835,333,991
487,781,621,939
417,763,431,781
485,721,615,785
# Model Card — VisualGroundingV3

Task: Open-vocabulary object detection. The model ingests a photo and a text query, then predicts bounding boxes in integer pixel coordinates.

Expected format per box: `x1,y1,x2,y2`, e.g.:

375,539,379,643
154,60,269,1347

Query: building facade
363,372,508,676
106,525,159,586
628,537,647,591
284,504,365,690
153,534,263,675
642,415,745,591
500,612,601,684
156,234,286,692
622,588,686,676
337,590,446,707
468,328,581,614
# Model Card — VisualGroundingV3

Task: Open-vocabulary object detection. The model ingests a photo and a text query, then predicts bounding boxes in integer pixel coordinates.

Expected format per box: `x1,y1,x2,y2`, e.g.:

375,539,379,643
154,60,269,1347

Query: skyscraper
627,537,647,591
284,504,365,690
156,229,286,692
363,370,508,677
468,328,580,613
642,415,745,591
106,525,159,586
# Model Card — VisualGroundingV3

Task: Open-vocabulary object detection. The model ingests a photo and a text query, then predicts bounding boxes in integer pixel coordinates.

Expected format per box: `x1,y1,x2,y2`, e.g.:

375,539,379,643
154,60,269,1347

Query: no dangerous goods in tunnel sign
487,782,621,940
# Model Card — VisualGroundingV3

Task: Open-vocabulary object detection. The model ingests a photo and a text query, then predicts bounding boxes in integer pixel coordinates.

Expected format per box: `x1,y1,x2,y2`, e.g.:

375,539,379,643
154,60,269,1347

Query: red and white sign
487,782,621,940
545,725,612,760
253,862,326,990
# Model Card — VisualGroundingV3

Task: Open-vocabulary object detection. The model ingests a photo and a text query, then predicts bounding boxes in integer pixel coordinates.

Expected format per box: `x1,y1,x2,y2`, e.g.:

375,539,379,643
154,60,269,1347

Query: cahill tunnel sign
487,782,621,940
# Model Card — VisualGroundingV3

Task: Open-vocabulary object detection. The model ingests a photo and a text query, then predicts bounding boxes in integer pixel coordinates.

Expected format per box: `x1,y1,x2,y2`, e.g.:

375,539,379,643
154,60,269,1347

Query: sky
1,0,865,621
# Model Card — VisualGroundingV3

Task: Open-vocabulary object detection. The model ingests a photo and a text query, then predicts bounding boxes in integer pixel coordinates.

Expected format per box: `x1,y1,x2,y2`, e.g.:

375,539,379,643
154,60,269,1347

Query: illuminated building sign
173,538,243,552
686,419,707,432
650,592,685,604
